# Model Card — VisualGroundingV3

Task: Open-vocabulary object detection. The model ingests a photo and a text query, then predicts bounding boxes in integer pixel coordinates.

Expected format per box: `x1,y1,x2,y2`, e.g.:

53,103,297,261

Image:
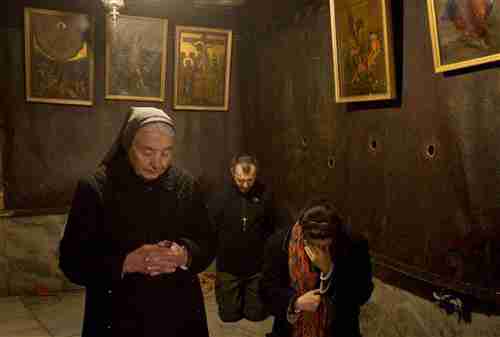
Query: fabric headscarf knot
102,107,175,166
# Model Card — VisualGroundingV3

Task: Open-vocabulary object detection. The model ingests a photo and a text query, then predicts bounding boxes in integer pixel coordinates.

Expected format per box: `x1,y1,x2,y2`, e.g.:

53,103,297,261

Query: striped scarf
288,222,329,337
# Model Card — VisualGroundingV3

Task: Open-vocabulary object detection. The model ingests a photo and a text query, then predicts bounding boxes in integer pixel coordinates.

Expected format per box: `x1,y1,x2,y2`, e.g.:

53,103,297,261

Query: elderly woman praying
59,107,215,337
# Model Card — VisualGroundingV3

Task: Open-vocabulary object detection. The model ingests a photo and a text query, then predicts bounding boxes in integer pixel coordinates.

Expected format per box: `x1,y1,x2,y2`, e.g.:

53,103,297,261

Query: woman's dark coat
260,226,373,337
59,156,215,337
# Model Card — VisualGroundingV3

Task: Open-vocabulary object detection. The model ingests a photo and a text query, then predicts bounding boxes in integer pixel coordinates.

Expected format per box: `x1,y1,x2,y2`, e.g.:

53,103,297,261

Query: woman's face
304,236,334,270
128,125,174,181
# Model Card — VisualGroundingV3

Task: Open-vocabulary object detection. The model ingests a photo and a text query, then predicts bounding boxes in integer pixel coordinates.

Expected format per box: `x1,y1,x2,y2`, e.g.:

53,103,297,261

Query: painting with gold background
329,0,395,102
24,7,94,105
174,26,232,111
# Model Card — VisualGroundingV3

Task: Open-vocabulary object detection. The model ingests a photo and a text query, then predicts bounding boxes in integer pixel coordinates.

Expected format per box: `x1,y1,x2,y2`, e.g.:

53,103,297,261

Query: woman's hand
123,244,157,275
145,242,188,276
295,289,321,312
304,239,332,274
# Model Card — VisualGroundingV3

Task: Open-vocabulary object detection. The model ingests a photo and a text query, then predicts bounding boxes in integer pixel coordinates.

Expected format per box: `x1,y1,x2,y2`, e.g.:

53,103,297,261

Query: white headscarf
101,107,175,166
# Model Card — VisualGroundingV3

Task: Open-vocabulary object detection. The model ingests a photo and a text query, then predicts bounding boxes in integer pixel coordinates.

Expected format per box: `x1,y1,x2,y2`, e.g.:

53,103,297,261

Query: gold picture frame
329,0,395,103
174,26,232,111
427,0,500,73
105,15,168,101
24,7,95,106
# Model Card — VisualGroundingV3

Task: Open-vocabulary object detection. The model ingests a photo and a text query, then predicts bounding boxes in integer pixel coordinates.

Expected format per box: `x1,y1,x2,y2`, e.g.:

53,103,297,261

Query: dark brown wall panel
240,0,500,304
4,0,243,209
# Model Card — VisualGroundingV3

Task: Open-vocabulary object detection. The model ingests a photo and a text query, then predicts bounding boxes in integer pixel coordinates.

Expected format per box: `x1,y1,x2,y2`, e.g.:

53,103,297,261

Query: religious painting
105,15,168,101
24,7,94,105
329,0,395,102
427,0,500,72
174,26,232,111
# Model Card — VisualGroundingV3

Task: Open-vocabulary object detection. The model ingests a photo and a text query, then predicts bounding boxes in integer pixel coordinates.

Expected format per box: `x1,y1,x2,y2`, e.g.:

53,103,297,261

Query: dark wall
3,0,243,209
240,0,500,305
0,3,9,195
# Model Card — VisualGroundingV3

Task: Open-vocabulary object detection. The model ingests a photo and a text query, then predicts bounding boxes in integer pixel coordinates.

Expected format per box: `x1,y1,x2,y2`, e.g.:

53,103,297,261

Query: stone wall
0,214,79,296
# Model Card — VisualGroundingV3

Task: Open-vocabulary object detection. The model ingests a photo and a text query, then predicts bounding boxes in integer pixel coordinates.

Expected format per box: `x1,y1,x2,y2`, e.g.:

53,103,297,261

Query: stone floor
0,290,273,337
2,278,500,337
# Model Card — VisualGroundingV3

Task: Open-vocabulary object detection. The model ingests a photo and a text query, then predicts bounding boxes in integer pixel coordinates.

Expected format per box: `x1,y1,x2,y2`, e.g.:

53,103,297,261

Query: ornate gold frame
105,15,168,102
24,7,95,106
426,0,500,73
329,0,395,102
173,26,232,111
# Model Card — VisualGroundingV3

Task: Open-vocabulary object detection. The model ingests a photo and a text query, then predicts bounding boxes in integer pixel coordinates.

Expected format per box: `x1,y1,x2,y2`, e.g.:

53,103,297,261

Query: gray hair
134,122,175,139
101,107,175,166
230,154,259,174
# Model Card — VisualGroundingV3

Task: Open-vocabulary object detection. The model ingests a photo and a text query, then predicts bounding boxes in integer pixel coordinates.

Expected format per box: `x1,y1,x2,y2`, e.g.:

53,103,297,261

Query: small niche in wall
327,155,335,169
426,144,436,159
369,137,380,155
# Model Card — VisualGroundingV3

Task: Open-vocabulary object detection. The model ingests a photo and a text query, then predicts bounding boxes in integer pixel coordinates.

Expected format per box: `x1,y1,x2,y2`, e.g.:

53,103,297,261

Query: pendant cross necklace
242,198,248,232
242,216,248,232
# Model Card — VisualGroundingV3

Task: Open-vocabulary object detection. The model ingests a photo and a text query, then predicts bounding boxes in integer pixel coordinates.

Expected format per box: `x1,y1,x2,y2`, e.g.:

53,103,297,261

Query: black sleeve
59,178,127,288
330,238,373,306
179,181,216,274
206,188,225,251
353,238,374,306
269,193,293,233
259,229,296,318
207,188,224,229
